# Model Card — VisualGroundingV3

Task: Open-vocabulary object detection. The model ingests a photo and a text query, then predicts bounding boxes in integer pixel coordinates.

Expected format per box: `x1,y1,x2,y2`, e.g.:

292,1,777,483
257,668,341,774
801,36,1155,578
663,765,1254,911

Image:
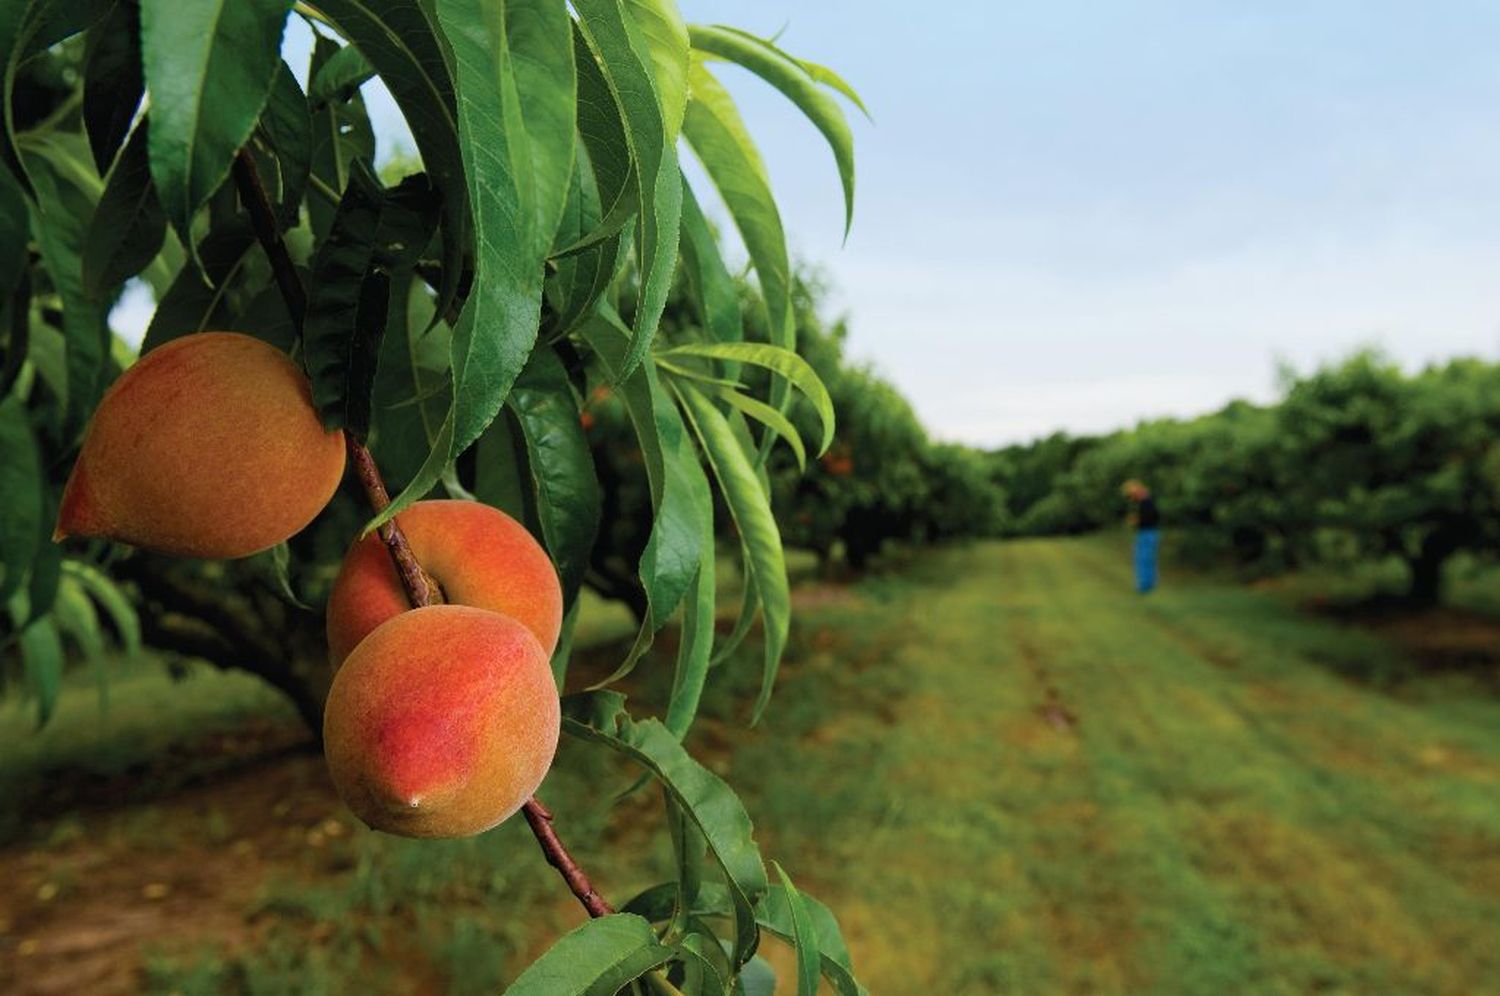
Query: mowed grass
686,536,1500,994
5,537,1499,994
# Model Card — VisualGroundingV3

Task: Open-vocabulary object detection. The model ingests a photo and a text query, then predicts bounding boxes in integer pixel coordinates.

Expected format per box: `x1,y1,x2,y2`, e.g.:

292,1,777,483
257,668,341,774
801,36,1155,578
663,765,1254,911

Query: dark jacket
1136,496,1159,530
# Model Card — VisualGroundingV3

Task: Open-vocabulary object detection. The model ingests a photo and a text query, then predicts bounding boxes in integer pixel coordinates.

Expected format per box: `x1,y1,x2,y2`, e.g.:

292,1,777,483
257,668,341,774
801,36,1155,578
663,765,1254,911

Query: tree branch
232,147,613,920
522,799,615,917
345,438,444,607
135,596,325,736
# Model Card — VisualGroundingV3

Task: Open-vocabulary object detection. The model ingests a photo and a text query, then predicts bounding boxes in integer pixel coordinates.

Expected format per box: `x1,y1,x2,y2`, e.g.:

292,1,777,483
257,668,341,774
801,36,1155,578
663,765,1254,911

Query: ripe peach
54,332,345,559
321,604,560,838
325,500,562,664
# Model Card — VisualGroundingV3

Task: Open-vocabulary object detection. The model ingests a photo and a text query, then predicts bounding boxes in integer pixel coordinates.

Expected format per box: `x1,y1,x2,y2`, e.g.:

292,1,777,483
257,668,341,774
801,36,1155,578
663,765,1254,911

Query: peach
55,332,345,559
321,604,560,837
325,500,562,664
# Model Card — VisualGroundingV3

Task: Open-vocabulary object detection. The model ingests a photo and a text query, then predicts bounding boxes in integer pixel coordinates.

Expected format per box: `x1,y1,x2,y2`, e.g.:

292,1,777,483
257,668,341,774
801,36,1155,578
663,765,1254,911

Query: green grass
0,656,294,840
10,537,1500,994
683,536,1500,994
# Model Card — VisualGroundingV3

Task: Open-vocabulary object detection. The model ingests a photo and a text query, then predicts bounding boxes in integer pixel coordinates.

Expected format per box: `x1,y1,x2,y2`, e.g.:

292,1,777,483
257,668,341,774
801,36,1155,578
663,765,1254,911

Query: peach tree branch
232,148,613,920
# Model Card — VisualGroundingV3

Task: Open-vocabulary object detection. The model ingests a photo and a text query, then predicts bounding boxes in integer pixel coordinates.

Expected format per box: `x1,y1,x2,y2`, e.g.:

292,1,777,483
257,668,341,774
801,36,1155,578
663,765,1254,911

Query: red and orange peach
321,604,560,838
54,332,345,559
325,500,562,664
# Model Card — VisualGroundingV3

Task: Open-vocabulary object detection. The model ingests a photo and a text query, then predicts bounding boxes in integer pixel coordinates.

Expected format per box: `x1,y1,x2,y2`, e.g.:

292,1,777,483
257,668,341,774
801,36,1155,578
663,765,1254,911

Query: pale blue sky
676,1,1500,443
122,4,1500,446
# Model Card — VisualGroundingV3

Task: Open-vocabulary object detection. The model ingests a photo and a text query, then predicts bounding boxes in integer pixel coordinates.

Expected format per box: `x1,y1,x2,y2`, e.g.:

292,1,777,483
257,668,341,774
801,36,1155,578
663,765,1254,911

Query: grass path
4,537,1498,994
713,537,1500,994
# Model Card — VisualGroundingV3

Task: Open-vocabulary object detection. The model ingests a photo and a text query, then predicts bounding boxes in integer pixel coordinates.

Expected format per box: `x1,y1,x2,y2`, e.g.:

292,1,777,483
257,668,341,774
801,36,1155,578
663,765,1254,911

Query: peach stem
233,148,613,920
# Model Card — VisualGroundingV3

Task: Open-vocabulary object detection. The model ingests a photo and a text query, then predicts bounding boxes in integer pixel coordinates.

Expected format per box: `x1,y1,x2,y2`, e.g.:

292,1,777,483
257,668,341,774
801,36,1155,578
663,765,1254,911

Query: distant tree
770,275,1003,569
1274,353,1500,603
992,350,1500,603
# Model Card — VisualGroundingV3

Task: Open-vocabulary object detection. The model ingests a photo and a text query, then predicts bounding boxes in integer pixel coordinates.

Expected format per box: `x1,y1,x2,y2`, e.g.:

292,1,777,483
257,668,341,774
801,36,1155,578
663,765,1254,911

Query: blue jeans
1134,528,1160,593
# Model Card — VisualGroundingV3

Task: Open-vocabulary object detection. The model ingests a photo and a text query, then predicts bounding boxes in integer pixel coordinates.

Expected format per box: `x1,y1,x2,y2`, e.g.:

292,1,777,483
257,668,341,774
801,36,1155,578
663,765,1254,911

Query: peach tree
0,0,867,991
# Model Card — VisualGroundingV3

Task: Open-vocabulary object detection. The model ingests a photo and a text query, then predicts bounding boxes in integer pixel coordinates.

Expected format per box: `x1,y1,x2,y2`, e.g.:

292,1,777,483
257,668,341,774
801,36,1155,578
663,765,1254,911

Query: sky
673,1,1500,444
122,2,1500,447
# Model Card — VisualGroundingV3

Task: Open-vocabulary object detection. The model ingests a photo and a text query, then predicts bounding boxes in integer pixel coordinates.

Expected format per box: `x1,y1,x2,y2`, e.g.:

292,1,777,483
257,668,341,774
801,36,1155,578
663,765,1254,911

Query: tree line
991,352,1500,604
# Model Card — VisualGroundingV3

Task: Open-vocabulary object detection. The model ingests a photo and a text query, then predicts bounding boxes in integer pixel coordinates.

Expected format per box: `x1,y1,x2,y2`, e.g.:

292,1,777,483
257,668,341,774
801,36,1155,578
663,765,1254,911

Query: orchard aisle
734,537,1500,995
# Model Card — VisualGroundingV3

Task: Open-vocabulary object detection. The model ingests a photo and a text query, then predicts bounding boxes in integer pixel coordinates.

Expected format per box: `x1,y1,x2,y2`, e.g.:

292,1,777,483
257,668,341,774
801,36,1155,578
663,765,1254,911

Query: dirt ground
0,720,336,995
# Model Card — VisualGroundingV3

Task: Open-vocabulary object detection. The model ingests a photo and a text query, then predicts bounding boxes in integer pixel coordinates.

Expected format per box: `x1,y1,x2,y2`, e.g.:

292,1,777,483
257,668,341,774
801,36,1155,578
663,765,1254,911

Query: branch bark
232,148,613,920
522,798,615,917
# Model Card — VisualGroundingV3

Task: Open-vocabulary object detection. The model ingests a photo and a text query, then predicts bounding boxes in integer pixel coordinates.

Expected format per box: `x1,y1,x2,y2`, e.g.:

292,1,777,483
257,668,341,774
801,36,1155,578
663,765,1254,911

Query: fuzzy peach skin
321,605,561,838
54,332,345,559
325,499,563,664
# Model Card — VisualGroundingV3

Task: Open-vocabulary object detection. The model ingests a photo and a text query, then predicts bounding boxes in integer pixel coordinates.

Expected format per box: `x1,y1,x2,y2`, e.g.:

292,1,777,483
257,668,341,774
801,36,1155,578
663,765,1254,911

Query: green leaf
255,60,313,229
682,58,791,356
709,384,806,470
18,613,63,727
506,0,578,250
662,341,834,455
374,174,442,271
82,122,167,299
676,383,789,724
2,0,113,191
0,162,27,309
564,690,769,969
140,0,290,244
0,269,30,399
665,459,715,737
672,929,730,995
681,58,794,450
706,412,767,668
570,22,633,236
23,142,107,434
550,597,580,688
667,794,705,934
503,913,672,996
625,0,690,141
506,347,601,606
377,0,568,530
0,394,41,600
82,0,144,174
771,864,821,996
369,274,450,491
305,160,387,435
740,956,779,996
54,573,110,711
545,42,632,335
678,179,742,349
624,882,865,996
308,42,374,107
306,34,374,237
580,310,702,678
25,539,62,626
0,2,30,188
53,574,105,662
710,25,871,119
474,407,530,520
574,0,682,378
140,222,255,352
316,0,466,318
63,560,141,656
797,60,869,119
710,578,758,668
546,147,628,338
689,24,856,236
759,887,863,995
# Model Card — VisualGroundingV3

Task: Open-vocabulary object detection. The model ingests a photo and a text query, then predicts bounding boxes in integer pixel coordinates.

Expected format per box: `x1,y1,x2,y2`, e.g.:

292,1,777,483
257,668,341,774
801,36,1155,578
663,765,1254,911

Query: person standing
1122,480,1160,593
